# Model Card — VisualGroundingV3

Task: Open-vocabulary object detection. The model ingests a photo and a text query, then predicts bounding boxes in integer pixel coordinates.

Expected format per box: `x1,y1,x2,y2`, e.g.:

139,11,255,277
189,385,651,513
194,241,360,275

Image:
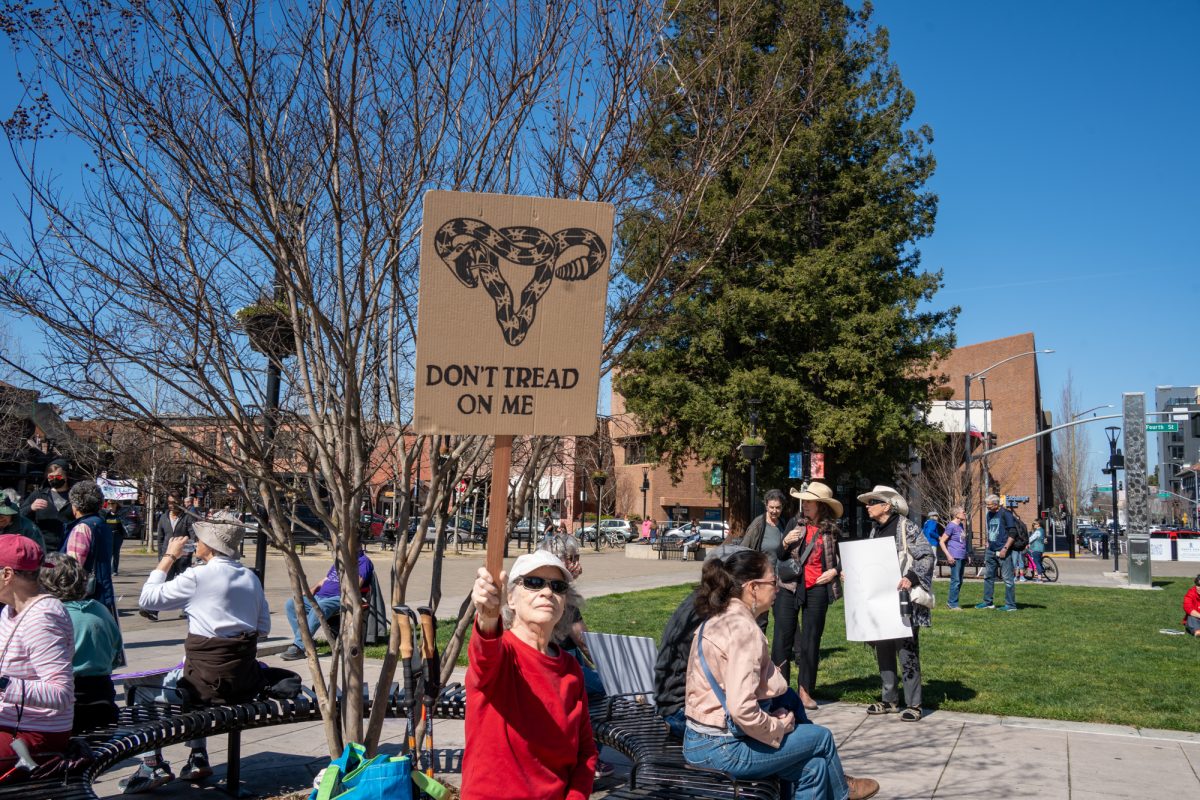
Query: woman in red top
1183,574,1200,636
772,482,843,710
464,550,596,800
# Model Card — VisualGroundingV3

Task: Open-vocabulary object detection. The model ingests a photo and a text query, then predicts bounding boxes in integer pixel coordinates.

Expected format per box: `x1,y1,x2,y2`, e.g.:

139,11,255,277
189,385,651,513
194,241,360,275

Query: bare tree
1053,372,1093,525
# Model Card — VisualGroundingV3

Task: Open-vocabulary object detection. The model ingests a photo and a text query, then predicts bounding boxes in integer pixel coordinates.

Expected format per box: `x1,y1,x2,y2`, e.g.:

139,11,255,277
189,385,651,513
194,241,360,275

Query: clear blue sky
871,0,1200,478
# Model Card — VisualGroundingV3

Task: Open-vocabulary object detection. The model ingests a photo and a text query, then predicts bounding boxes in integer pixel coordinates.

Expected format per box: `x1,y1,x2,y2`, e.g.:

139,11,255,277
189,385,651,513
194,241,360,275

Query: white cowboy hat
789,481,844,517
856,485,909,517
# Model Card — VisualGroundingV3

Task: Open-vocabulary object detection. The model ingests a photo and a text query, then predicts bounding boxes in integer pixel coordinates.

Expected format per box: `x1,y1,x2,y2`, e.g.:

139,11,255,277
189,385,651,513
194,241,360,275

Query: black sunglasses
516,575,569,595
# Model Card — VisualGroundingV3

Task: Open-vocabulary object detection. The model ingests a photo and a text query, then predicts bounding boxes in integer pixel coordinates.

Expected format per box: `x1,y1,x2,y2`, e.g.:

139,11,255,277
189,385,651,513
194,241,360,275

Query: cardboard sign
414,191,613,435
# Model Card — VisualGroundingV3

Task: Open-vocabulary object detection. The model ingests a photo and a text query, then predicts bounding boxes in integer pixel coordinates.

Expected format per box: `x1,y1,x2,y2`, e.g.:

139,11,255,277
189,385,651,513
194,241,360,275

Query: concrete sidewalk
89,545,1198,798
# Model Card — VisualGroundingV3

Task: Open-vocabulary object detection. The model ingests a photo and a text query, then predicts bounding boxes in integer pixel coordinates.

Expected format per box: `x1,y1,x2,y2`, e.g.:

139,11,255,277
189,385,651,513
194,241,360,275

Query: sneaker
974,602,995,610
1017,577,1029,583
181,752,213,782
280,645,306,661
119,763,174,794
945,605,962,611
594,759,615,779
138,609,159,622
999,605,1018,612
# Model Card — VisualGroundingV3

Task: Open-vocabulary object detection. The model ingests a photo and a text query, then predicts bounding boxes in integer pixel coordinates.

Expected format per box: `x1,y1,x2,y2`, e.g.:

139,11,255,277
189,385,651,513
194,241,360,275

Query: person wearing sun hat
772,481,844,711
0,536,75,771
0,495,46,553
854,485,933,723
124,521,269,791
464,550,596,800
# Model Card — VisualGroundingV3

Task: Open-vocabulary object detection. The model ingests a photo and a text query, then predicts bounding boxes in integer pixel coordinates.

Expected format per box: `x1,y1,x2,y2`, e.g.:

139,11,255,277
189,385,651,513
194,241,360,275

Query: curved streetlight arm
968,349,1055,381
1071,404,1114,421
981,414,1121,457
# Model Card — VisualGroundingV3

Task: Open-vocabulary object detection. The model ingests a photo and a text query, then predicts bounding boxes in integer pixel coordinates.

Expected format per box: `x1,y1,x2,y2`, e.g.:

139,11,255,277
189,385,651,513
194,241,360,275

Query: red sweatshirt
462,622,596,800
1183,586,1200,624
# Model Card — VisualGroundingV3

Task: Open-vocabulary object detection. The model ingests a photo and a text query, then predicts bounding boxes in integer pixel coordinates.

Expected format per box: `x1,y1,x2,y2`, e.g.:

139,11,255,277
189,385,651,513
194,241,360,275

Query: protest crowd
1,456,1196,800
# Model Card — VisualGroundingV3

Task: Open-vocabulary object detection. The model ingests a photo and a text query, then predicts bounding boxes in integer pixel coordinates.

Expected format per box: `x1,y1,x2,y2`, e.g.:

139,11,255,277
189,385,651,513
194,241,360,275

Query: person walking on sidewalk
921,511,943,551
141,493,195,621
977,494,1019,611
941,506,969,609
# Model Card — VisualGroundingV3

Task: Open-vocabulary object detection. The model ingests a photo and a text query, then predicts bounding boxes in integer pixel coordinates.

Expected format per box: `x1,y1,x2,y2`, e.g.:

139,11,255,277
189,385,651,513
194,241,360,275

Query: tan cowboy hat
856,485,909,517
789,481,843,517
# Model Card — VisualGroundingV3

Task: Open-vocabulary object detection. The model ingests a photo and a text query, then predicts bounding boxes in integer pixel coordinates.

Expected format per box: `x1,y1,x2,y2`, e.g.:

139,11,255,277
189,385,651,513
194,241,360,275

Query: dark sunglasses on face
516,575,570,595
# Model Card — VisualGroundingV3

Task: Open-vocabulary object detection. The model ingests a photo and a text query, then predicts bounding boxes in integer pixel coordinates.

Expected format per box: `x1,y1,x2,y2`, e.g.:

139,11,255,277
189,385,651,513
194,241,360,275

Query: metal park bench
0,683,467,800
585,632,782,800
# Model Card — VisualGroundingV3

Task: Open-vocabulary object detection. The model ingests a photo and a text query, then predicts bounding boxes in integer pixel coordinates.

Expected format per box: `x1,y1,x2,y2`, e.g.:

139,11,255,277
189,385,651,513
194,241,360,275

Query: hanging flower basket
590,470,608,485
236,300,295,358
739,436,765,462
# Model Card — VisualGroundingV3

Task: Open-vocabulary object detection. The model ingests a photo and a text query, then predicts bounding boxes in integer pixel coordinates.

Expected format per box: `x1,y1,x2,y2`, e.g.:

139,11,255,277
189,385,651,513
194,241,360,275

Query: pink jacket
685,598,791,747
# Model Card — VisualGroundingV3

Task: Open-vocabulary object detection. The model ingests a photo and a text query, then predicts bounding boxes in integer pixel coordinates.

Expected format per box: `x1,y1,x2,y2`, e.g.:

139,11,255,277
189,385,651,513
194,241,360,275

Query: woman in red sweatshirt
463,550,596,800
1183,574,1200,636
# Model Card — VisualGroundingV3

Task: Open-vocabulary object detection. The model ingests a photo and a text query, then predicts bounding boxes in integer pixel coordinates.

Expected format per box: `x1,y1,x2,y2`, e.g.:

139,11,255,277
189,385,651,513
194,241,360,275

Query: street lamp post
740,399,764,522
1066,404,1113,558
641,467,649,522
963,349,1054,541
592,471,607,552
1103,426,1123,572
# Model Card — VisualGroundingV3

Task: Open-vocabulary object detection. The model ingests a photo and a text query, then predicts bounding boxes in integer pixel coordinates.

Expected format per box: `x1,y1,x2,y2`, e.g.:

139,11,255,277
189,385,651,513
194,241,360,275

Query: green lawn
376,577,1199,732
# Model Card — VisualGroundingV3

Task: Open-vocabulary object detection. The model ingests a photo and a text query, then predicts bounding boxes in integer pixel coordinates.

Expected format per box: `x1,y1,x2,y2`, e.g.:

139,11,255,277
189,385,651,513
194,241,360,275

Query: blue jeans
684,725,849,800
983,549,1015,607
946,558,965,607
285,594,342,650
663,708,686,739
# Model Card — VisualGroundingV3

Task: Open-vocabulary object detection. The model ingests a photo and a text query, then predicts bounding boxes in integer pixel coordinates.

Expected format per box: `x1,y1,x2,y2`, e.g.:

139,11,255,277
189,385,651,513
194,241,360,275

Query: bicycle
1018,550,1058,583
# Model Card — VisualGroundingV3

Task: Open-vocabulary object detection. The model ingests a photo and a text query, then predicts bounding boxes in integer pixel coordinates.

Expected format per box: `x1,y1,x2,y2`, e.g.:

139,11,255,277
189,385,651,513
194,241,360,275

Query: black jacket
155,510,196,556
654,588,701,719
20,485,76,552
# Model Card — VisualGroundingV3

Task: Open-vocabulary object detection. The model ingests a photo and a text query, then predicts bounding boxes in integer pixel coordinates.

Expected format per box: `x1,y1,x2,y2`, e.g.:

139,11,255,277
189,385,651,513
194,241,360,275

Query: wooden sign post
413,191,613,583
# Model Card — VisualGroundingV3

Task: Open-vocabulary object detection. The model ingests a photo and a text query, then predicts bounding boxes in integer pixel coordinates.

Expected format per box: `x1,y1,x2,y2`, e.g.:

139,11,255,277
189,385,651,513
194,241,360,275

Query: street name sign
1146,422,1179,432
1096,486,1113,492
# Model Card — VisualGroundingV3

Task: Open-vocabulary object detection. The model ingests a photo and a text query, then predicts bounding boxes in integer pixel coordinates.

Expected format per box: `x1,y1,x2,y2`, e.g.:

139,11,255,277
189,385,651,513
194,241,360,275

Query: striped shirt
0,595,75,732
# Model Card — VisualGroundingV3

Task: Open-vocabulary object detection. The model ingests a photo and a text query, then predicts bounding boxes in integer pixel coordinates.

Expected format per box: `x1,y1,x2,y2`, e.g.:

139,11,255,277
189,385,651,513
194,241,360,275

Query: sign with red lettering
413,191,613,435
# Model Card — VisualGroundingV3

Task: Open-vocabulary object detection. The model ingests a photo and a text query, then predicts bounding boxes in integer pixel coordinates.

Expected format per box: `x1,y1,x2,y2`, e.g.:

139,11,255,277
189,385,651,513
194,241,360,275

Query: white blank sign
840,537,913,642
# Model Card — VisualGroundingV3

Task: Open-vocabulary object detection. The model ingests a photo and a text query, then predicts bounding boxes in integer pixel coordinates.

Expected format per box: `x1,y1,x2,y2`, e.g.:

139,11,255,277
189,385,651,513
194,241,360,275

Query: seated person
39,553,123,734
281,547,374,661
654,544,749,739
121,522,269,793
0,537,74,772
1184,574,1200,637
684,550,879,800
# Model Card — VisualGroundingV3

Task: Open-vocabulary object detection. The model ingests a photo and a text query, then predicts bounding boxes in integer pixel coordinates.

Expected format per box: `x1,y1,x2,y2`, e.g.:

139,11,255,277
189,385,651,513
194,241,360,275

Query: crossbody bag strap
695,621,733,719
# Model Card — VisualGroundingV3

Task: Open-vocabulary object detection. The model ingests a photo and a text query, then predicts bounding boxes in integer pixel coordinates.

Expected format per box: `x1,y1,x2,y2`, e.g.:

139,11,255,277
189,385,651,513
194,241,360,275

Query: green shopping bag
311,743,412,800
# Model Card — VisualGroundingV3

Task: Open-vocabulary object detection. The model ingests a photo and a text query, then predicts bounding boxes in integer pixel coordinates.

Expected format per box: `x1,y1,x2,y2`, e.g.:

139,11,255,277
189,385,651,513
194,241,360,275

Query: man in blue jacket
977,494,1019,611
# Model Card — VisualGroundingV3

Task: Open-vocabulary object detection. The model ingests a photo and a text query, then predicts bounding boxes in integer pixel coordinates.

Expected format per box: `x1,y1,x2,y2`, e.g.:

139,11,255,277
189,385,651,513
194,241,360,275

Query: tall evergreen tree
616,0,957,526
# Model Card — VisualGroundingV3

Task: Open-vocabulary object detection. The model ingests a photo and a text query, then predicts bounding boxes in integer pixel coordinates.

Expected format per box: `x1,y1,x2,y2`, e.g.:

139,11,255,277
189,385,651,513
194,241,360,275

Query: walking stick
394,605,420,759
417,606,441,785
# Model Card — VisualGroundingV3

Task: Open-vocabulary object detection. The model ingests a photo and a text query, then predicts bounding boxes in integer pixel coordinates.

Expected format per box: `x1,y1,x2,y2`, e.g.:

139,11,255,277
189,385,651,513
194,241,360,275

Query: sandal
900,707,922,722
865,702,899,715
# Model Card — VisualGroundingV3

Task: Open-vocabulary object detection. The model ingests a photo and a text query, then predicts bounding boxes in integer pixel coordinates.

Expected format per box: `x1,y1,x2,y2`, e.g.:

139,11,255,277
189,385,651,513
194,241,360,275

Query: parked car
577,518,635,543
663,520,729,544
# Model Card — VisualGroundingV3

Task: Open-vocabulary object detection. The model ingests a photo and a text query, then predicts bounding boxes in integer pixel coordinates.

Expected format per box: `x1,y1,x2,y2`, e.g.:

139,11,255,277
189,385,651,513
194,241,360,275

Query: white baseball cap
508,550,573,588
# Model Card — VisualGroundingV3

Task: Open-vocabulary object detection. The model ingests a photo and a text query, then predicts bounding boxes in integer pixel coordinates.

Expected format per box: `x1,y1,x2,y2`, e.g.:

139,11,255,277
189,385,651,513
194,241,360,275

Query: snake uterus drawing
434,217,607,347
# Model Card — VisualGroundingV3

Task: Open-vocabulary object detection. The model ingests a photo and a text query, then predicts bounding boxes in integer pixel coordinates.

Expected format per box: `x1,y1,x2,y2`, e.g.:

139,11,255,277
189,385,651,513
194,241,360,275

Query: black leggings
770,583,830,693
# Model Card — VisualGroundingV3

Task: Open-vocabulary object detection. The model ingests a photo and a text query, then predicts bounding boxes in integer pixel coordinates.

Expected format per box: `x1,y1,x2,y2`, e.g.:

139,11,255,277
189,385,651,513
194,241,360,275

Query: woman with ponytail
684,550,879,800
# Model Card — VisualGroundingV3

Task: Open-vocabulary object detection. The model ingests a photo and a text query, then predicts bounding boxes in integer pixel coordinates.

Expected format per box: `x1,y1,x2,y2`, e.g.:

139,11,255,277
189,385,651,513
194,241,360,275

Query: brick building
930,332,1054,534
